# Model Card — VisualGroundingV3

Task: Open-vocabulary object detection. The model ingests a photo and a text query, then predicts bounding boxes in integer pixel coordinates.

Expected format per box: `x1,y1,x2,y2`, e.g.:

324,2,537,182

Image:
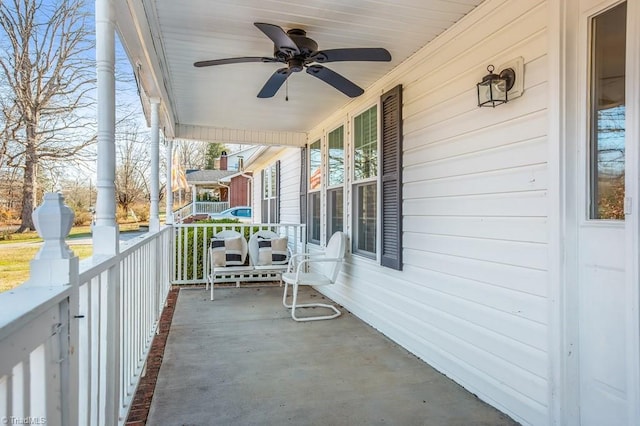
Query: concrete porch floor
147,285,519,426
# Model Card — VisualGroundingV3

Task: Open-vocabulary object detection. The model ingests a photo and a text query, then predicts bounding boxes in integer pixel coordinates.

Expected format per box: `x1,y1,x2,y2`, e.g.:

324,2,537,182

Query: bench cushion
257,236,289,265
211,236,244,266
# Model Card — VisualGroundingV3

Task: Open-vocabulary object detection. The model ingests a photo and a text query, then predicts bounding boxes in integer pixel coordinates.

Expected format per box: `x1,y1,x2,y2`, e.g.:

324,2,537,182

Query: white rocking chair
282,231,346,321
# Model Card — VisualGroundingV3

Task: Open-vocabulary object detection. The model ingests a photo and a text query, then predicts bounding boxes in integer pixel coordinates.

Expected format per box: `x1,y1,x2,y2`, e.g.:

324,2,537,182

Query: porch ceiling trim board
115,0,177,137
175,124,307,147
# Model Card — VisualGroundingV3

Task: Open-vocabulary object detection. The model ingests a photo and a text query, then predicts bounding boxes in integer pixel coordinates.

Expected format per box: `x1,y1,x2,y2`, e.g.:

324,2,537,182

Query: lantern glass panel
478,76,508,107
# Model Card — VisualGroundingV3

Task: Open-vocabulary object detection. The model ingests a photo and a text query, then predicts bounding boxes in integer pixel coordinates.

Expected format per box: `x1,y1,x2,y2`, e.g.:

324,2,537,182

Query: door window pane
590,2,626,220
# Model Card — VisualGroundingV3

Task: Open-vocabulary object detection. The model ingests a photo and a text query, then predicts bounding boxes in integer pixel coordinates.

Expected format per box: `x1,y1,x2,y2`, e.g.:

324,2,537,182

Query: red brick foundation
125,286,179,425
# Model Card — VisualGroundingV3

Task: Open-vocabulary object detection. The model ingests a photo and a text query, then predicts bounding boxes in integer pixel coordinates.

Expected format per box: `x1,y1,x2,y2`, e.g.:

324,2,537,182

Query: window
309,139,321,190
327,186,343,237
299,147,307,234
589,2,626,220
354,106,378,180
302,87,402,269
261,161,280,223
328,126,344,186
327,126,344,236
353,182,377,256
234,208,251,218
308,139,322,243
309,191,321,244
352,106,378,257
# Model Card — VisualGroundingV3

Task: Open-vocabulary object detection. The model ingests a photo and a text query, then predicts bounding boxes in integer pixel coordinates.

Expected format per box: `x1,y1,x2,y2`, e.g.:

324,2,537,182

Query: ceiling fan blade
306,65,364,97
257,67,293,98
254,23,300,55
311,48,391,63
194,57,277,67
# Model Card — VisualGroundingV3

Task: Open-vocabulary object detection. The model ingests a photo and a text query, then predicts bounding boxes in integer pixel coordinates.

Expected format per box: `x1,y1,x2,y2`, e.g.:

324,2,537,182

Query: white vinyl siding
298,1,550,425
278,148,302,224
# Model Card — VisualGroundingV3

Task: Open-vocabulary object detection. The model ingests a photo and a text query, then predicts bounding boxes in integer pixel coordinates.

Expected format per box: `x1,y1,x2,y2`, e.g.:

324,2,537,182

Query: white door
577,1,636,424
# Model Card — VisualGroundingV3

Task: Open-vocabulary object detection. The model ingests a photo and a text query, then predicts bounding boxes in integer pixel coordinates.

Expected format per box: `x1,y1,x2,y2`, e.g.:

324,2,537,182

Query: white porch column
166,139,174,224
94,0,119,255
93,2,120,426
191,185,197,215
149,98,160,232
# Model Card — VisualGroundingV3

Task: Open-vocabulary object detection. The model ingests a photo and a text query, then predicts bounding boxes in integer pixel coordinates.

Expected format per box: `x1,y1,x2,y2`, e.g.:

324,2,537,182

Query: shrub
176,219,270,280
0,208,12,222
73,210,93,226
116,206,129,222
132,204,149,222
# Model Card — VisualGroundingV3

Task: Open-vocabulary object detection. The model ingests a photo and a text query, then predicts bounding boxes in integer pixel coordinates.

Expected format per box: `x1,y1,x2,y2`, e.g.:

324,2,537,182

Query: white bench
206,230,291,300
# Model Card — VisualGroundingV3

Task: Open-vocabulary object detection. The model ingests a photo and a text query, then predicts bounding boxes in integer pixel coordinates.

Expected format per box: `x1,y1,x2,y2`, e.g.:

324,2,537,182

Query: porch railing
0,195,172,426
172,222,307,284
173,201,230,222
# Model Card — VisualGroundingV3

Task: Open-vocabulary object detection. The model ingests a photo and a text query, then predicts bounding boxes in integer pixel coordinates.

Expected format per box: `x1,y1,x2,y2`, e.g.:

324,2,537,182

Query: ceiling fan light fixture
288,58,304,73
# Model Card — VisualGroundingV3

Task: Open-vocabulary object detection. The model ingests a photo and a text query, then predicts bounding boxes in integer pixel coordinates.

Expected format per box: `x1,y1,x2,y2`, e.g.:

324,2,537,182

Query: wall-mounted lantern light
476,64,516,107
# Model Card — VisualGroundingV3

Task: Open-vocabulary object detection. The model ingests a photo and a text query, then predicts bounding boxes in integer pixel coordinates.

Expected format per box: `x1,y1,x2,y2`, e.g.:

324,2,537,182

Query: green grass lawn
0,222,144,293
0,223,142,245
0,244,93,293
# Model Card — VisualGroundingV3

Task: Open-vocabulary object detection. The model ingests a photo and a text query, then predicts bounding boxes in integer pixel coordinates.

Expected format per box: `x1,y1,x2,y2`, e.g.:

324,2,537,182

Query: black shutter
380,85,403,270
299,147,307,226
275,160,281,223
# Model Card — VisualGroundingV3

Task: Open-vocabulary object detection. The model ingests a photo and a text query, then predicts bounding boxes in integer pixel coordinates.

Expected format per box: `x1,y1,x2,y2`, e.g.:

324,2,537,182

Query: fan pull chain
286,79,289,101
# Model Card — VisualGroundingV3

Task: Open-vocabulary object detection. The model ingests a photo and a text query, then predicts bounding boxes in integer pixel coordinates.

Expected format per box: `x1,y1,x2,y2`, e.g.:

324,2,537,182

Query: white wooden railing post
25,192,79,426
149,98,161,232
191,186,197,216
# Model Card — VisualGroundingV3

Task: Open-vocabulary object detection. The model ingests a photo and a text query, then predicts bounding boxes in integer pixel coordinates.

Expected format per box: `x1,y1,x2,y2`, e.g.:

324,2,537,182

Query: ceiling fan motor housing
273,28,318,60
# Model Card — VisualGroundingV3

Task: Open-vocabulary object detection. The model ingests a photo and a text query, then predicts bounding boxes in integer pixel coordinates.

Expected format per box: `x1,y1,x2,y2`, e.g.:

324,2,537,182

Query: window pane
270,164,277,197
309,139,322,190
309,192,321,244
354,106,378,180
590,2,626,220
263,170,269,199
355,183,376,255
328,126,344,186
327,188,343,236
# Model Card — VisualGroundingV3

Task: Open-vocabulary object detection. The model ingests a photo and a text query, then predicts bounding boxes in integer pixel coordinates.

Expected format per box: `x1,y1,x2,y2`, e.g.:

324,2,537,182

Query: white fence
172,222,307,284
194,201,229,215
0,226,172,425
173,202,230,222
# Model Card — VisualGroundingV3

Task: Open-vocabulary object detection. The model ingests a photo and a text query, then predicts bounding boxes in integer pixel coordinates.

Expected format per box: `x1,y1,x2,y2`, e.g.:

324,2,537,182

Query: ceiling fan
194,22,392,98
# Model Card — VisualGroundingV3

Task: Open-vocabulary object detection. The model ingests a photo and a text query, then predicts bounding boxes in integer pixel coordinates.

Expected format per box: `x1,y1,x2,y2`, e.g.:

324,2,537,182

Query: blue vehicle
208,206,252,222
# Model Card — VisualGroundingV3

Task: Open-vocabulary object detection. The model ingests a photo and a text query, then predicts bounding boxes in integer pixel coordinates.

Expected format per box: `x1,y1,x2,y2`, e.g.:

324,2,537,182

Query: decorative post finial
33,192,75,259
26,192,79,286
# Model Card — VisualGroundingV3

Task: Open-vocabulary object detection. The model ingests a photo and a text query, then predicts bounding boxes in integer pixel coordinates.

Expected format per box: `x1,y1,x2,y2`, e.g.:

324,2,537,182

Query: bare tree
174,140,208,171
0,0,95,232
115,122,150,212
